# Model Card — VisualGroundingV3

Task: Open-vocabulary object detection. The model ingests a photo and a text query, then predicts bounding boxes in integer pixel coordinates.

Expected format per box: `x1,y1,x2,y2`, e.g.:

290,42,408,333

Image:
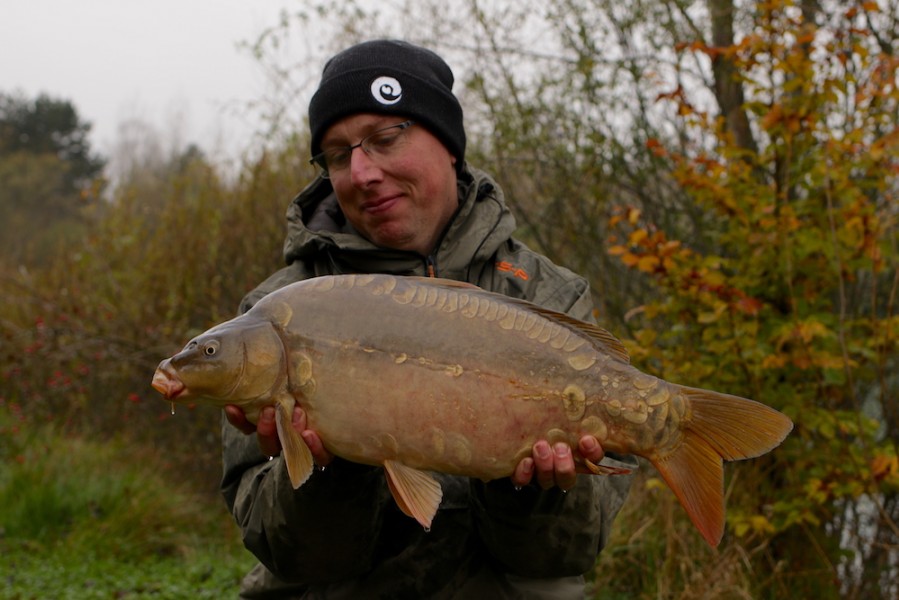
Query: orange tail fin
649,386,793,547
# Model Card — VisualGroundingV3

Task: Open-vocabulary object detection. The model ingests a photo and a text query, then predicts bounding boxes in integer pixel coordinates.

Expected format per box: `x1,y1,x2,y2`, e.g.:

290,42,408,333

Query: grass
2,545,253,599
0,418,256,598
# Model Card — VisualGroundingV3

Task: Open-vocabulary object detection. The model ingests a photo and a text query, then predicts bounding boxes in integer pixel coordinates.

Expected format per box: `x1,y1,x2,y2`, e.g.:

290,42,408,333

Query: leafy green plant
603,2,898,597
0,404,254,598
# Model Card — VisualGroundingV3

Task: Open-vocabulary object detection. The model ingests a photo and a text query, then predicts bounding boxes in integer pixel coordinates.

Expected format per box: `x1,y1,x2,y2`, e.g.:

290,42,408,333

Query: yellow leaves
609,206,642,228
764,317,860,372
628,228,649,246
636,255,661,273
608,209,690,277
611,250,662,274
620,252,640,268
609,205,768,327
761,102,784,131
732,514,775,538
772,317,833,349
847,2,881,19
795,319,831,345
761,354,788,370
872,452,899,489
697,301,728,325
804,478,831,505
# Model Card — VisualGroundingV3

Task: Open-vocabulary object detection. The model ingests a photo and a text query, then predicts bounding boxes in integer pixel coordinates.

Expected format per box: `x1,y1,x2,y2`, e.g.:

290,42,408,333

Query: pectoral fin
275,399,313,489
383,460,443,529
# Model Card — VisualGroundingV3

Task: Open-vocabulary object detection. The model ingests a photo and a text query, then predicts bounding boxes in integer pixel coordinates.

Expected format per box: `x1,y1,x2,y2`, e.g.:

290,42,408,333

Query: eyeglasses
310,120,417,178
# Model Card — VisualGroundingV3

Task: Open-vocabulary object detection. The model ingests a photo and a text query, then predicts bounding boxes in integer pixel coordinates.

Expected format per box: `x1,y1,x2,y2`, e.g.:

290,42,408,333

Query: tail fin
649,386,793,547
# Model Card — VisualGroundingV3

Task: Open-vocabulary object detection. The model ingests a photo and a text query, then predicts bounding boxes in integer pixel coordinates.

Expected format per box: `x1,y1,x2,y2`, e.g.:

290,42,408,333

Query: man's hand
510,436,604,491
225,404,334,467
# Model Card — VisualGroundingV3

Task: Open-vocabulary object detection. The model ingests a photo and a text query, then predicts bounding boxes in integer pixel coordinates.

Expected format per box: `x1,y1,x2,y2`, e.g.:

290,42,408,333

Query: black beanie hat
308,40,466,165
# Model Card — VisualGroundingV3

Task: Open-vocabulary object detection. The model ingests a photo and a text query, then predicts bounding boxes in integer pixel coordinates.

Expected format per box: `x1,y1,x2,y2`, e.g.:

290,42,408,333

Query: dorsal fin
405,276,631,365
525,304,631,365
405,276,481,290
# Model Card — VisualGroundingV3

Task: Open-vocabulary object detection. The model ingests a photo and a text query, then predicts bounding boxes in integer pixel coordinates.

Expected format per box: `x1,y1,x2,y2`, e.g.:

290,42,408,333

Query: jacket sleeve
221,420,393,583
472,259,635,576
221,263,392,584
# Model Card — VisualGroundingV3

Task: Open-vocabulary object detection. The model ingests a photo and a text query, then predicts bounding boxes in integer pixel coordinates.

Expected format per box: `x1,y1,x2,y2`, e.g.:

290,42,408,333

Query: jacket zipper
425,255,437,278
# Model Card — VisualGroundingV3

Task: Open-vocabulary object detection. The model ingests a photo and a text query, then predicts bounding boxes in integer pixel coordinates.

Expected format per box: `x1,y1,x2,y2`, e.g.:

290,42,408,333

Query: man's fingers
256,406,281,457
226,404,336,466
552,443,577,491
224,405,257,435
530,440,579,490
511,457,534,488
578,435,604,463
293,406,334,467
533,441,556,490
301,430,335,467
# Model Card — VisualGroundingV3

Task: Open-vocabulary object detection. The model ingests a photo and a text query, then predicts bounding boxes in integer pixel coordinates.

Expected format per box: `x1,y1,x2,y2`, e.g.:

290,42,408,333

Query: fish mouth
151,366,186,400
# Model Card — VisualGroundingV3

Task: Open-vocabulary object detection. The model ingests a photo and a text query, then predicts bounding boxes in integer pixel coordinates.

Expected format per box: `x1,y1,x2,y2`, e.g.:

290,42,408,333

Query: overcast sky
1,0,304,163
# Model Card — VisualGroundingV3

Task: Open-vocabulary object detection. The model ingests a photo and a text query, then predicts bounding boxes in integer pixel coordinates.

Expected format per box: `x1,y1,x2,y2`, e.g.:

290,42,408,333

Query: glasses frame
309,120,417,179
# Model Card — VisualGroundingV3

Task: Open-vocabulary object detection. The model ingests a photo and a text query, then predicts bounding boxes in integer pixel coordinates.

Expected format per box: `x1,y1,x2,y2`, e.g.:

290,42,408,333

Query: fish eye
203,341,220,356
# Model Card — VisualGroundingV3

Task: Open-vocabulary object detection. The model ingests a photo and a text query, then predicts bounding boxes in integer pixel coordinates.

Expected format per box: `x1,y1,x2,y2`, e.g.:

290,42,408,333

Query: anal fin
583,456,634,476
383,460,443,529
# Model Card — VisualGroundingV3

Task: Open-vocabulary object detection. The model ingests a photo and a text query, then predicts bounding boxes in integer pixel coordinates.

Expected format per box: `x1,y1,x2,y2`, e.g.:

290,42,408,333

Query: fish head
151,315,286,409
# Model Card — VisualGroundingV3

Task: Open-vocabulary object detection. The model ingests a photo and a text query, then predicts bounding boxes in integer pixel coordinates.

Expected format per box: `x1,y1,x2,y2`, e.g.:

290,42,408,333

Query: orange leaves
608,207,686,276
608,205,643,228
607,234,679,275
760,102,809,134
871,453,899,487
608,205,763,318
645,137,667,158
846,2,881,20
762,317,853,372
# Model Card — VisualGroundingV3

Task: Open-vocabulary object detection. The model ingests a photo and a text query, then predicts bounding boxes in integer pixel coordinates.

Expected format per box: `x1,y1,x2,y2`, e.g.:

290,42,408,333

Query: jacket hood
282,164,517,280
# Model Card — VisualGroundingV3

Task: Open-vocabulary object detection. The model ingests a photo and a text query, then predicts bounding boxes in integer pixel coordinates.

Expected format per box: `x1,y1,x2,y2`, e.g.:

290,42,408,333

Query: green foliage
2,551,253,600
1,416,193,559
604,2,898,597
0,91,106,266
0,406,253,598
0,139,308,596
0,92,105,184
0,141,313,485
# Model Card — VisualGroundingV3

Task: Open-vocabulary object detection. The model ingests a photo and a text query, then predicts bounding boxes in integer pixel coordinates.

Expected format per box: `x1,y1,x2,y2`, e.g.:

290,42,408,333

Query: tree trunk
708,0,758,154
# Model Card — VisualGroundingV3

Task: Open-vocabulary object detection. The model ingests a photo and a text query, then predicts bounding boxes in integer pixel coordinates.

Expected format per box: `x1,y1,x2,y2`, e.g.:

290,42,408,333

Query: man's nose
349,146,383,186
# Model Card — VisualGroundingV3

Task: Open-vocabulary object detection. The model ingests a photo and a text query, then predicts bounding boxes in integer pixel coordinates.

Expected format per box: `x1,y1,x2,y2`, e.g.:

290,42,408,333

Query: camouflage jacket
221,164,634,599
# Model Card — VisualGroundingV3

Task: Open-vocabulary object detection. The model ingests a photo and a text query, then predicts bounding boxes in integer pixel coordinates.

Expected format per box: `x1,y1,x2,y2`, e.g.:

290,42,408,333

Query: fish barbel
151,274,792,546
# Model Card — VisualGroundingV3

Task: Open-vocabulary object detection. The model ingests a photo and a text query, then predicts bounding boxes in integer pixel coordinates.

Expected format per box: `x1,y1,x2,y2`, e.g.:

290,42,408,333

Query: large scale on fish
152,274,792,547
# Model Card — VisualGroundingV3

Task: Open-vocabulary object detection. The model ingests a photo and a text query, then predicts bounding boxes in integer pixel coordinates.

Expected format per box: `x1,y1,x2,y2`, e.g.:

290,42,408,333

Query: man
222,39,634,599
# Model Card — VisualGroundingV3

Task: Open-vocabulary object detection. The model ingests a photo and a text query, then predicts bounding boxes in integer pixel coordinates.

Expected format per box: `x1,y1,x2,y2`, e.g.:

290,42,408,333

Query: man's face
321,113,459,256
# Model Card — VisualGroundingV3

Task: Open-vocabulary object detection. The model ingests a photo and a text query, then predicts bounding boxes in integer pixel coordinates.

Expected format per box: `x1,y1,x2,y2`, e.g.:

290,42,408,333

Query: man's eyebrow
321,120,401,148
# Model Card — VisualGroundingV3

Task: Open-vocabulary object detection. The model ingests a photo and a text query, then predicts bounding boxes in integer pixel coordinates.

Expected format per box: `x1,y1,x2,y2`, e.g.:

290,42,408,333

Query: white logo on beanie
371,76,402,105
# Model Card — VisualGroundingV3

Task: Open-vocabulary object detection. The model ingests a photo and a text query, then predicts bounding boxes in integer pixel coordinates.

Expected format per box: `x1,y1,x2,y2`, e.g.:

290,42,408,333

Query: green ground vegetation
0,411,254,599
